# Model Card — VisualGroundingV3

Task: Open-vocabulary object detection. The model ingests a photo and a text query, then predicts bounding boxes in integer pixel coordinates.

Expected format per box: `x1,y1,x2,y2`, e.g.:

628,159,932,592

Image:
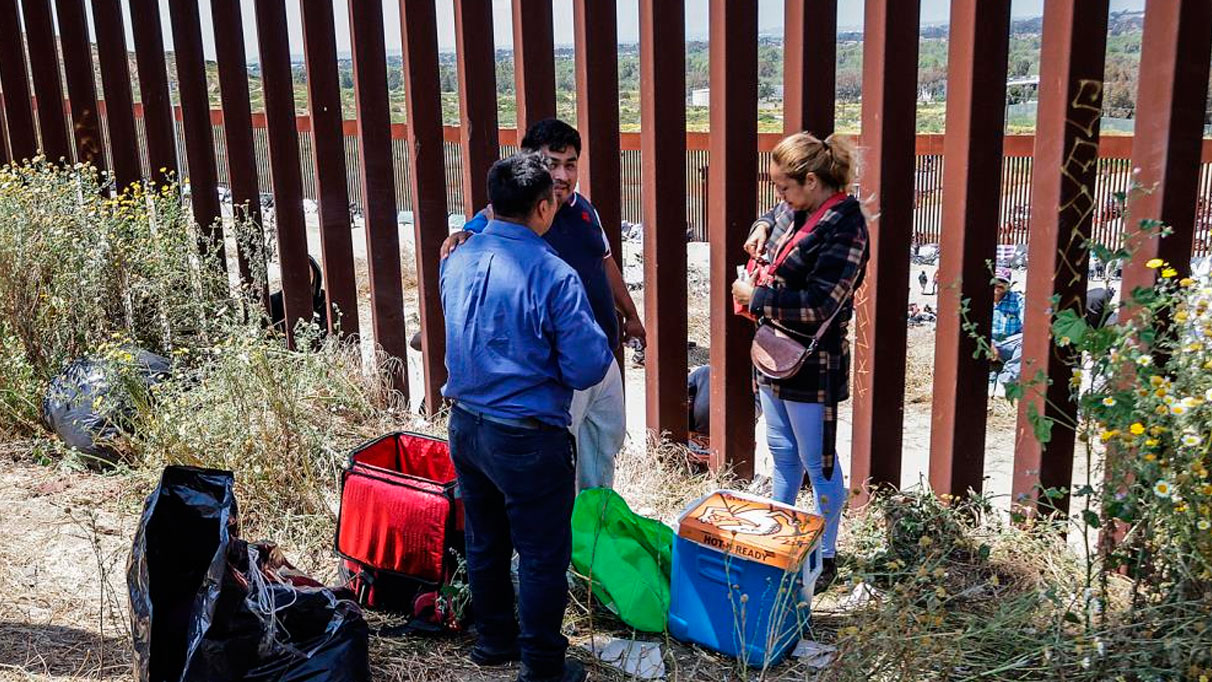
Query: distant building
690,88,710,107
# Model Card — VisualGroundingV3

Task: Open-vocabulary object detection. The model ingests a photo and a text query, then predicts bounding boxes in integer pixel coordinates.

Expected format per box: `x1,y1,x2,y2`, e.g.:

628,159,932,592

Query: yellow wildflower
1146,258,1164,269
1130,423,1146,436
1145,453,1157,462
1162,267,1178,279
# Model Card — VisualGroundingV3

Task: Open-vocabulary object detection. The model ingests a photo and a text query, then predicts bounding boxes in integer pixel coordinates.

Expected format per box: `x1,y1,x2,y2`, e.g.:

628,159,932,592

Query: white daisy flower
1154,480,1172,498
1182,434,1202,447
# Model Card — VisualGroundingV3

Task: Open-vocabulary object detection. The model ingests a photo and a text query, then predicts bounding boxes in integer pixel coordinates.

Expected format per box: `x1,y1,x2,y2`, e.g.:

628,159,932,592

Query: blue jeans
994,333,1023,386
448,407,576,679
759,388,845,558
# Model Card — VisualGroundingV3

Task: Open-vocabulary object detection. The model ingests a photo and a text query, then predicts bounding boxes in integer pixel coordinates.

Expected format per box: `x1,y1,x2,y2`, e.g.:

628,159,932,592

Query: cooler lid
677,490,824,570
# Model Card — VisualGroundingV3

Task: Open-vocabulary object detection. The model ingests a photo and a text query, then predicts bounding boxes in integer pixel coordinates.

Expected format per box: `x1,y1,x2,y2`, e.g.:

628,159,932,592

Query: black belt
452,404,563,432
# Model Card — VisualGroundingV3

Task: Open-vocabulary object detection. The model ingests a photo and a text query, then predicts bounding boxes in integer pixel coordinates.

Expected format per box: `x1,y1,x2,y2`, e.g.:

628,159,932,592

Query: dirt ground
0,447,133,681
0,444,844,682
0,227,1090,680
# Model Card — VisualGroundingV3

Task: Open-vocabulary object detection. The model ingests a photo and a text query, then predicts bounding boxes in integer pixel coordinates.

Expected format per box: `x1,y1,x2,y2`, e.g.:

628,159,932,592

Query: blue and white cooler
668,490,824,667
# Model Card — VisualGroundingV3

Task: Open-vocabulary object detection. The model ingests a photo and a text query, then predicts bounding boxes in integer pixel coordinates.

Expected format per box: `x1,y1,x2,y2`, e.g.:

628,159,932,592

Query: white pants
568,358,626,491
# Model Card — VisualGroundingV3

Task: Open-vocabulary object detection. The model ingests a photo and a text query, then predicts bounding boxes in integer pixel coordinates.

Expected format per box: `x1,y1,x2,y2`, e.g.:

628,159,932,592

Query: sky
69,0,1148,61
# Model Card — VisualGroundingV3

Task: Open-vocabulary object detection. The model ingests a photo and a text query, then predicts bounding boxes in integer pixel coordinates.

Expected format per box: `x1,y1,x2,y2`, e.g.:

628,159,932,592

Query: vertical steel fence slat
129,0,177,183
1122,0,1212,291
574,0,625,373
255,0,311,349
850,0,920,500
1012,0,1109,516
169,0,224,262
212,0,265,297
347,0,408,396
511,0,556,136
92,0,139,188
707,0,758,477
55,0,106,169
929,0,1012,498
399,0,450,415
300,0,359,338
640,0,689,442
453,0,498,218
783,0,837,137
21,0,72,161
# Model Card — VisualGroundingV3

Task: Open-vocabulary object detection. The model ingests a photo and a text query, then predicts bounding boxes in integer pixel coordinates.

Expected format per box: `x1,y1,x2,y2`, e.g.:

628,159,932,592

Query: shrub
0,159,242,436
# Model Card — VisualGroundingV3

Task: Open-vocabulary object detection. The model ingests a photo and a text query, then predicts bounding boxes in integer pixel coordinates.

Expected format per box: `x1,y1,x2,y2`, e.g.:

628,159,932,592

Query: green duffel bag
571,488,673,633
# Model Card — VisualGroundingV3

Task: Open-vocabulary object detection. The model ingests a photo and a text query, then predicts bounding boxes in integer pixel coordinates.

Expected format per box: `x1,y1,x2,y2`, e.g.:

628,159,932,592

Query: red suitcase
335,432,466,628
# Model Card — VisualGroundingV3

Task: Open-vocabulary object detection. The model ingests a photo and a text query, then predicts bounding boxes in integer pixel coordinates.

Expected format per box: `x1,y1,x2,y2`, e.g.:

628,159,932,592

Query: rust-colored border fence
2,0,1211,516
92,100,1212,251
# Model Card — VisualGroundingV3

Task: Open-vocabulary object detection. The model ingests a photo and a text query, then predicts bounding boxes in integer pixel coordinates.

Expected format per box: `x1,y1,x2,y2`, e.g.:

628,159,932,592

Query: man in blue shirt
442,152,612,682
443,118,642,492
990,267,1025,396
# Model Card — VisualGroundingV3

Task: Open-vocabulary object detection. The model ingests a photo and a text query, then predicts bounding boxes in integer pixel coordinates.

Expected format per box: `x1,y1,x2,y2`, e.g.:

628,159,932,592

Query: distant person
732,132,868,593
930,270,939,295
1086,286,1118,328
1089,254,1106,280
441,153,611,682
990,267,1025,395
918,270,929,295
687,366,711,435
268,255,328,336
686,365,762,437
441,118,643,492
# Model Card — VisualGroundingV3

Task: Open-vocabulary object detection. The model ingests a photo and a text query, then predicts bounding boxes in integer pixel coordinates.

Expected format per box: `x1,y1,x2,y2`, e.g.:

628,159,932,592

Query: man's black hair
521,118,581,156
487,152,555,221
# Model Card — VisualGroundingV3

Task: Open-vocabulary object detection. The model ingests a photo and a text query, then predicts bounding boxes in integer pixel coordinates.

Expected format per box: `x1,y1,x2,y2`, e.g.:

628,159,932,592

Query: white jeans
568,358,626,490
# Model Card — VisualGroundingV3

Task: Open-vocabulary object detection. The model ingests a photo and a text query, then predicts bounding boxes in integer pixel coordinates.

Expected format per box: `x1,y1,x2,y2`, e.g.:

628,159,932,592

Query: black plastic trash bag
129,466,371,682
42,348,171,466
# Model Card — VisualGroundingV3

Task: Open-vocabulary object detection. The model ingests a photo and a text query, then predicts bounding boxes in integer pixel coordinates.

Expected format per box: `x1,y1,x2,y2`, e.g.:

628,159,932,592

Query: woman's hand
732,278,754,306
744,222,769,259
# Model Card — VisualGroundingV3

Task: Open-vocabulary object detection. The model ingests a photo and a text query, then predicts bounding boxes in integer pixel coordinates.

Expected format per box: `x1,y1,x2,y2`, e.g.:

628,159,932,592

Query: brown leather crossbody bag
751,295,852,380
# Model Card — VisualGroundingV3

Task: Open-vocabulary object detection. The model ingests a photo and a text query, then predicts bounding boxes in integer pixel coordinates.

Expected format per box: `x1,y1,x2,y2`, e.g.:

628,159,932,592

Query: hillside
60,10,1205,134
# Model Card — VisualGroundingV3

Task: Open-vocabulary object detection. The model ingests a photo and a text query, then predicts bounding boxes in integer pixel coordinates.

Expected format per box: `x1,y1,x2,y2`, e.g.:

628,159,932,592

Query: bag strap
761,282,857,353
767,192,847,273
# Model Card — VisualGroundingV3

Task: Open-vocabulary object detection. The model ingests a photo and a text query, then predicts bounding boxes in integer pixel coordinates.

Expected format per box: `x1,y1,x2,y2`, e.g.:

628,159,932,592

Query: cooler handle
696,553,737,587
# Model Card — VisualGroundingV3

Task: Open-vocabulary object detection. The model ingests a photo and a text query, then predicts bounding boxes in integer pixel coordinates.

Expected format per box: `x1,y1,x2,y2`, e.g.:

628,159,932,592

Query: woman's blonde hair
770,132,855,190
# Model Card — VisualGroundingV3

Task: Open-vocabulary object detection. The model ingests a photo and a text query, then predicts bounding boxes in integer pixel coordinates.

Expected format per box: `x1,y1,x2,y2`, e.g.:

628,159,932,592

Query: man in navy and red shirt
443,118,645,492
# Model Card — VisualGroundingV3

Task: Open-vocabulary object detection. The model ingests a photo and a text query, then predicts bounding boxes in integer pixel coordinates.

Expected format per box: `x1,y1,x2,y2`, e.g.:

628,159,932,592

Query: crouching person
441,152,613,682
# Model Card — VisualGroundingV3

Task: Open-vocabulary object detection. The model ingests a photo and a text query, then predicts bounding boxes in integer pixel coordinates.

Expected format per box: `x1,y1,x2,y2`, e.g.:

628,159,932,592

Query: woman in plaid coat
731,132,869,590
